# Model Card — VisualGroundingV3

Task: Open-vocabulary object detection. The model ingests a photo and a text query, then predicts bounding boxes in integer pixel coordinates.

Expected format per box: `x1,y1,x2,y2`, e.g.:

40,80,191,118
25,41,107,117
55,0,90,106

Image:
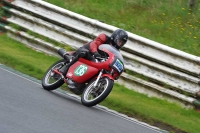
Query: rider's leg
59,55,79,75
60,47,89,76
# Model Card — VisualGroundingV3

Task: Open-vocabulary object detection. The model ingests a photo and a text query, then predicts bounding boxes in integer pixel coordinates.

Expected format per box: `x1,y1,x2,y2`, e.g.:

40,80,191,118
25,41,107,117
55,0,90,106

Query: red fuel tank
66,61,99,83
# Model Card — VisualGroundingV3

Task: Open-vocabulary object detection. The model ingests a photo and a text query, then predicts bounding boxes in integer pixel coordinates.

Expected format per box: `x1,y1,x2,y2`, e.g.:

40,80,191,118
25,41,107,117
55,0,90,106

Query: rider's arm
89,34,107,53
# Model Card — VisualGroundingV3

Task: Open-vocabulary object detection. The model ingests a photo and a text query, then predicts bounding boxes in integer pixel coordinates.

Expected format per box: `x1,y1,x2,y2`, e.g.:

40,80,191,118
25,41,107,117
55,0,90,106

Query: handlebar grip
57,49,68,58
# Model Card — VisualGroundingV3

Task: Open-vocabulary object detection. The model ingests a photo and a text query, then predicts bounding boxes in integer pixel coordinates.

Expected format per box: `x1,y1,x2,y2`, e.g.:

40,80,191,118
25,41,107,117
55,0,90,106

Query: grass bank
1,34,200,133
44,0,200,56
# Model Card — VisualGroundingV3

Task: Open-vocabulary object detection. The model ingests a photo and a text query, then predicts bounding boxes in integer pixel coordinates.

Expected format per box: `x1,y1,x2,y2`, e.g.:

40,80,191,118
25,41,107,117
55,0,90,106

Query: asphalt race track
0,64,166,133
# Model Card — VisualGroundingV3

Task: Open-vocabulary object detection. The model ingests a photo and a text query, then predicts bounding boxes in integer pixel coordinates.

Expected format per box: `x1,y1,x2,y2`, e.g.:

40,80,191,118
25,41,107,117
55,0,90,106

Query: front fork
93,69,115,87
93,69,103,87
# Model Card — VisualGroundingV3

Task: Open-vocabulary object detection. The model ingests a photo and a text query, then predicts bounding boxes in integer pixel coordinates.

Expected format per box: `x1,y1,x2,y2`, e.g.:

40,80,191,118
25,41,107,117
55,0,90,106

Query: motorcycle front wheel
42,59,66,91
81,77,114,107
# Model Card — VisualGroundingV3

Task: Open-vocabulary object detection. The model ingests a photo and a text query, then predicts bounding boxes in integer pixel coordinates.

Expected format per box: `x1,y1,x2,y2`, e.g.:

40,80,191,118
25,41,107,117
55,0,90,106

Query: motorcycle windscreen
66,61,99,83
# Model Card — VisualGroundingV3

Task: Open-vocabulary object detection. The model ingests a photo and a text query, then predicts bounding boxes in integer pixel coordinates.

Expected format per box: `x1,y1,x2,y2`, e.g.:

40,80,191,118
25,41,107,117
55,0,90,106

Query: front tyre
81,77,114,107
42,59,65,91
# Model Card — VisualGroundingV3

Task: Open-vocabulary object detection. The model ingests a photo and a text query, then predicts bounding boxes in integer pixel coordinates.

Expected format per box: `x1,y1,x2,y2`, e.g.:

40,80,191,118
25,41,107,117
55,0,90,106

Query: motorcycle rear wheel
81,77,114,107
42,59,65,91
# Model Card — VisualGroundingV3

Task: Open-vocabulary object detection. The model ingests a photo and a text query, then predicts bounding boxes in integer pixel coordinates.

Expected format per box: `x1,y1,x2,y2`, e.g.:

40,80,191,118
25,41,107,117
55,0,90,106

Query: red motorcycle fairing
66,60,99,83
66,49,114,83
66,48,116,84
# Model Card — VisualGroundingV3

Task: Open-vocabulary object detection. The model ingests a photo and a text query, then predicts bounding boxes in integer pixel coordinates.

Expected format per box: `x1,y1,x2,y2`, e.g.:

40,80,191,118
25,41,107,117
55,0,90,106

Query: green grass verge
44,0,200,57
1,34,200,133
0,34,59,79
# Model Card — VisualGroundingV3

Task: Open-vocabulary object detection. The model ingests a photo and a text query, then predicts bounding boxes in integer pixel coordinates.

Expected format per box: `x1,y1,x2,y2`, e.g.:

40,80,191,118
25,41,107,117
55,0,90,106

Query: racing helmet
110,29,128,49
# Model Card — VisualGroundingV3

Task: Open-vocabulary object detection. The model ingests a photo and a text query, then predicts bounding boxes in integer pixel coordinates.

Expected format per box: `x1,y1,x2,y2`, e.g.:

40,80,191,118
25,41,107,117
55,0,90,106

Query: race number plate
113,59,123,73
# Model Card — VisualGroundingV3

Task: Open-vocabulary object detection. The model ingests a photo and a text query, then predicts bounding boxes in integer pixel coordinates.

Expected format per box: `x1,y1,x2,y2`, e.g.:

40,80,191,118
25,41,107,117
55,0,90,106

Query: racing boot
59,50,88,77
59,63,70,76
59,54,80,77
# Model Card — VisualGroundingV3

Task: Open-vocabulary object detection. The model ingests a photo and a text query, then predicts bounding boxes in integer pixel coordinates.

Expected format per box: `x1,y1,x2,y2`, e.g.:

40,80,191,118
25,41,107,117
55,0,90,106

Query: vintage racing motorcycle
42,44,124,107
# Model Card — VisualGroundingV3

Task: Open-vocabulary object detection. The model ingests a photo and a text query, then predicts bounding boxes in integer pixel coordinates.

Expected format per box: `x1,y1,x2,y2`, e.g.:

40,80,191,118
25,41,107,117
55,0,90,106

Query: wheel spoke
44,62,64,85
42,59,65,91
81,77,114,107
83,78,109,102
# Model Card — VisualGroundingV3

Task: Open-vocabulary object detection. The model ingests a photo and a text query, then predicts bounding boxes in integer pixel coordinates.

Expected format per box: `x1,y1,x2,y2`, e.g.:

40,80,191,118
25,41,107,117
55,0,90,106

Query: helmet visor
116,39,126,48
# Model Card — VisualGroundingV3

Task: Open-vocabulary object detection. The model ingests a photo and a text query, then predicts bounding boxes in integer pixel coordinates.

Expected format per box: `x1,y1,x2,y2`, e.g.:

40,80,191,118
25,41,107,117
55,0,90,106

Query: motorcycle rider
59,28,129,77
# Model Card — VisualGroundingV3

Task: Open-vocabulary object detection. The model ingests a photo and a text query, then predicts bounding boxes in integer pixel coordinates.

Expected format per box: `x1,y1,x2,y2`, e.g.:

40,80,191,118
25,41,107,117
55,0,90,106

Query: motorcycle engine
66,79,85,95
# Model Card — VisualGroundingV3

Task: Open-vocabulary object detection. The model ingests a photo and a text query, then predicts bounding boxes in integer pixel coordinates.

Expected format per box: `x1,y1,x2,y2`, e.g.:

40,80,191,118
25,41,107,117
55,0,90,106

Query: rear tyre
42,59,66,90
81,77,114,107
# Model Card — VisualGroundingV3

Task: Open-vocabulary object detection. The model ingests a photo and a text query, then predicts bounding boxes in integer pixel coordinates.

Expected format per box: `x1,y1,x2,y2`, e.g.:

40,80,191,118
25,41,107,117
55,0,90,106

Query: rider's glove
94,52,101,58
63,53,70,61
